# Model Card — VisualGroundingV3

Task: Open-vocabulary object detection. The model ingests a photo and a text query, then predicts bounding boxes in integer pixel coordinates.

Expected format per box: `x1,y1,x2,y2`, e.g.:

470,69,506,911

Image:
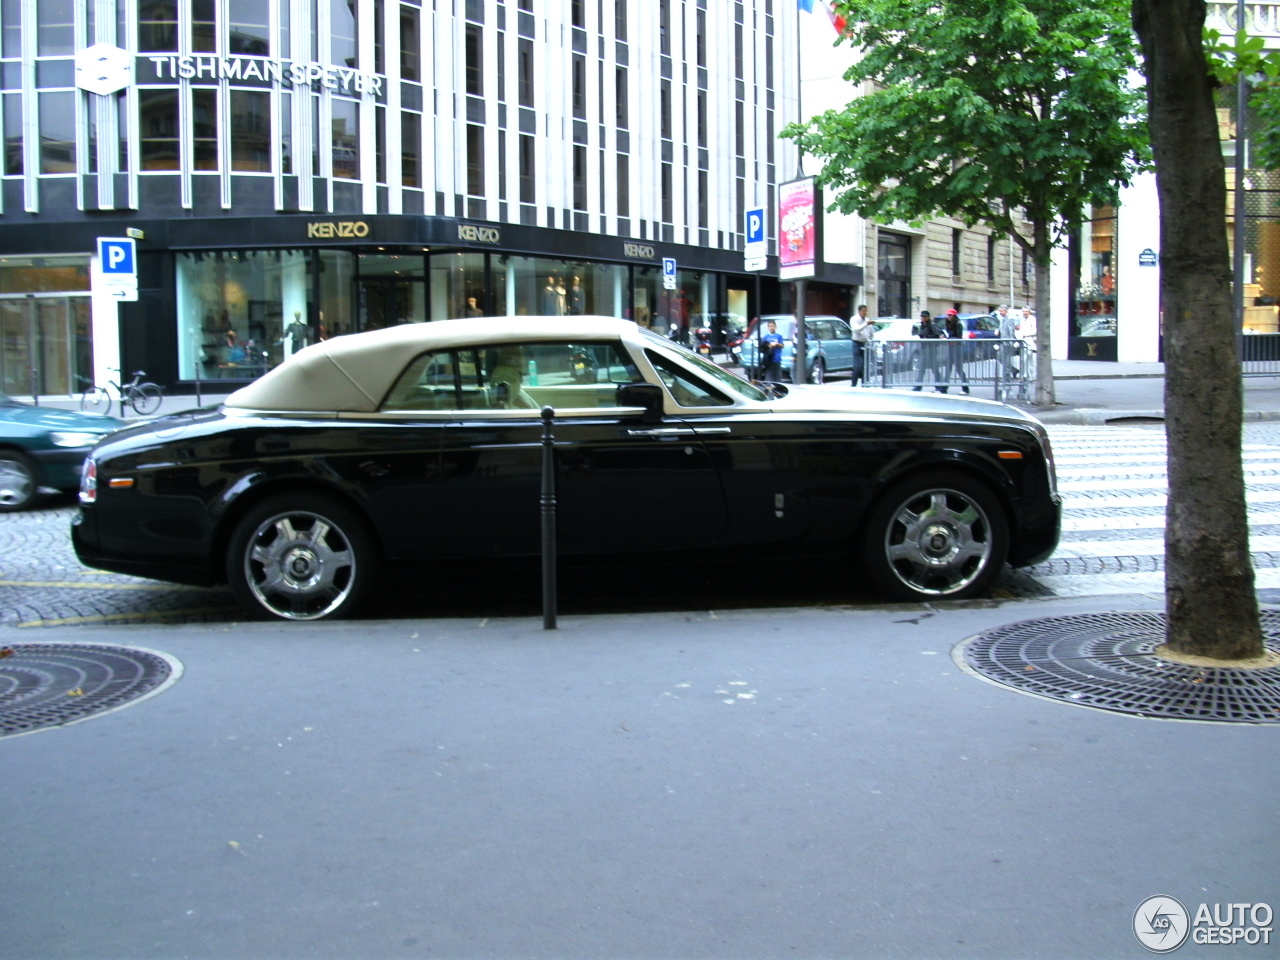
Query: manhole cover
956,611,1280,723
0,643,182,739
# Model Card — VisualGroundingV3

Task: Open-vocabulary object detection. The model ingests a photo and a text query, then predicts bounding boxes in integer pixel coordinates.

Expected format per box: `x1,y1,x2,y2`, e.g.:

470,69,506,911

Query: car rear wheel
0,451,39,512
809,358,826,384
862,471,1008,601
227,494,379,621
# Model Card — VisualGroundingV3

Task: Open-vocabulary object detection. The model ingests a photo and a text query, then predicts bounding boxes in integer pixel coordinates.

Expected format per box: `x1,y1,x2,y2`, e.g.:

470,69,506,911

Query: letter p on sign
97,237,136,277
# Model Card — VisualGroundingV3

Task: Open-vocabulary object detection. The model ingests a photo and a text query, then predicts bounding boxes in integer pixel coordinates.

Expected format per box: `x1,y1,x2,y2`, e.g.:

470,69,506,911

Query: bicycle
79,369,164,417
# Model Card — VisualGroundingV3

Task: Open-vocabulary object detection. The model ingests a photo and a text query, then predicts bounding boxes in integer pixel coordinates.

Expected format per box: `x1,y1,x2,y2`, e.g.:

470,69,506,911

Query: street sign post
97,237,138,302
745,207,766,272
662,257,677,290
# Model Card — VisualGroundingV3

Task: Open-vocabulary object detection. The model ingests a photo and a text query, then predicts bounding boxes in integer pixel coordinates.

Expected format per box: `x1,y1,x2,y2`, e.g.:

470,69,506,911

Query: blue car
0,394,123,511
737,314,858,383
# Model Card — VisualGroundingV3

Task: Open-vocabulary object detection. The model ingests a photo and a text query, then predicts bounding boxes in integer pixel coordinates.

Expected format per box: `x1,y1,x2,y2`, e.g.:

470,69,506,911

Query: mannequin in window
567,276,585,315
224,329,247,365
541,277,566,315
283,312,308,359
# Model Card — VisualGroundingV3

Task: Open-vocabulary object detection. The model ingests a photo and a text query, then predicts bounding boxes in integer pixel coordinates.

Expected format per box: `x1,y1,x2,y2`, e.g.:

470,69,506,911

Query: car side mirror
617,382,664,422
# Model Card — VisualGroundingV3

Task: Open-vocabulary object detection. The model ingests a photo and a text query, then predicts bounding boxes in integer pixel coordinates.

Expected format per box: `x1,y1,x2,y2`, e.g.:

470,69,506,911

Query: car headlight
50,431,103,447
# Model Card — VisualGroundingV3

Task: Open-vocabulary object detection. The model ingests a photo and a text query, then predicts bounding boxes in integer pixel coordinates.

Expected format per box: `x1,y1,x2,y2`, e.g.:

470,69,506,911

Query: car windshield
638,327,772,402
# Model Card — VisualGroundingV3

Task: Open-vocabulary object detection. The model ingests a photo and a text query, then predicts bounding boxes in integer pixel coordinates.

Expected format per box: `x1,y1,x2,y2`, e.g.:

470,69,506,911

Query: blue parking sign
98,237,136,276
745,207,765,246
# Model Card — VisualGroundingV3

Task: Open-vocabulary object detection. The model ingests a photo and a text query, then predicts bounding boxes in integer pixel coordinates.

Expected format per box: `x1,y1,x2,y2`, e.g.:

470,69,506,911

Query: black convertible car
72,317,1060,621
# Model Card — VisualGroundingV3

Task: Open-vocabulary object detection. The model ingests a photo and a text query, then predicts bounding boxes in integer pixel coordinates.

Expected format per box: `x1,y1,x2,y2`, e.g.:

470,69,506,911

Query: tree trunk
1032,238,1054,407
1133,0,1263,660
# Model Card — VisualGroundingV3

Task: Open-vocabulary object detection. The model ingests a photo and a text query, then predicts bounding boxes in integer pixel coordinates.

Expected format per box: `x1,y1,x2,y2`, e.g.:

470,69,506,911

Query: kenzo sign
624,243,656,259
307,221,369,238
459,225,501,243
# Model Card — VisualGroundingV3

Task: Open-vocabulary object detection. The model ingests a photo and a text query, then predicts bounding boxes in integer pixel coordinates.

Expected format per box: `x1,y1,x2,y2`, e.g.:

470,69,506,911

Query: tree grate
0,643,181,739
957,611,1280,723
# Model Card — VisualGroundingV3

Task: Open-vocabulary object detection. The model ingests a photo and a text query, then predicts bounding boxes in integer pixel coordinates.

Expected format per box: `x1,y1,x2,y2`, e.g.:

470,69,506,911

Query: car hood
763,384,1042,426
0,402,122,433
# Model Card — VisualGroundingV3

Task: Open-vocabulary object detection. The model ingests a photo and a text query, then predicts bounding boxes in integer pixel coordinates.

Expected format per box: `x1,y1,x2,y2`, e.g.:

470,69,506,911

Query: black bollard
540,405,557,629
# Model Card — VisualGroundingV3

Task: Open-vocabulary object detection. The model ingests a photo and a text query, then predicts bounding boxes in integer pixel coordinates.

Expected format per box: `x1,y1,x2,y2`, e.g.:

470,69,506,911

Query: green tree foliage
782,0,1148,405
1206,27,1280,172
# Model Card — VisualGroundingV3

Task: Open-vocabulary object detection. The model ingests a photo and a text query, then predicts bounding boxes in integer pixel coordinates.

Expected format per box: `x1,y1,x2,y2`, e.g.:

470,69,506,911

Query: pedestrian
942,308,970,394
850,304,875,386
912,310,948,392
760,319,785,381
997,303,1021,381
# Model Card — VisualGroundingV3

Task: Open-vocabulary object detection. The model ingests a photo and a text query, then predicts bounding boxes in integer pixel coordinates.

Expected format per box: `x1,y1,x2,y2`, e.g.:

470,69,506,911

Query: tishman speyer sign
147,55,384,95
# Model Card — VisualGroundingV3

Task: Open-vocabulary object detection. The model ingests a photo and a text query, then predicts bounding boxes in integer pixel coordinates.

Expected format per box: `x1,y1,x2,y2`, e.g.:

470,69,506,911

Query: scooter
694,327,714,357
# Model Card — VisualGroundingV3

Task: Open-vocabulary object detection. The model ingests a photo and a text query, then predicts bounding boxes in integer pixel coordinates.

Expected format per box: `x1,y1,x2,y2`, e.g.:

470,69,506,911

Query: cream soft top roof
224,316,643,413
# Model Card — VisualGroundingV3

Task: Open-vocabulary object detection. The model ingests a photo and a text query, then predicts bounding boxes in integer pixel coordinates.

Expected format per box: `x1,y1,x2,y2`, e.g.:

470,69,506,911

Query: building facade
0,0,865,399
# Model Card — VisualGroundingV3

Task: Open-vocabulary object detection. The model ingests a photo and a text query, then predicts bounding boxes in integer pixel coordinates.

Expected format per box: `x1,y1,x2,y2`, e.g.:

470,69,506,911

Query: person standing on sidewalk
912,310,948,392
998,303,1021,381
850,304,875,386
942,309,970,394
760,319,785,381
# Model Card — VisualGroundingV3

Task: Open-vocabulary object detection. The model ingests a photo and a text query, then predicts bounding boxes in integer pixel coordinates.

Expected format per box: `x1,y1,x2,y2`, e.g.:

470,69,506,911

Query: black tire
80,387,112,417
809,358,826,384
861,471,1008,602
0,450,40,512
226,494,379,621
129,383,163,415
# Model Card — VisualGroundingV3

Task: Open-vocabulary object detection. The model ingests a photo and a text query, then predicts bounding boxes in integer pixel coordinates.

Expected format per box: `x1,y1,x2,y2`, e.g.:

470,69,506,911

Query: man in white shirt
850,304,875,386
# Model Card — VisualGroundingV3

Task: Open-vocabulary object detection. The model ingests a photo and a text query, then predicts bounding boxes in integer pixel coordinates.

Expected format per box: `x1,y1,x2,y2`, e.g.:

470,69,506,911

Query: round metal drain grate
0,643,182,739
957,611,1280,723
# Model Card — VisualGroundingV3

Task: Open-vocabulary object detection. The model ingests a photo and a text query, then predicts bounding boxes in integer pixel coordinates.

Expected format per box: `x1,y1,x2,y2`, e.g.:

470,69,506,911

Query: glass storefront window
0,256,91,395
176,250,311,381
317,249,356,339
1073,206,1117,340
0,255,90,293
490,256,627,320
430,252,487,319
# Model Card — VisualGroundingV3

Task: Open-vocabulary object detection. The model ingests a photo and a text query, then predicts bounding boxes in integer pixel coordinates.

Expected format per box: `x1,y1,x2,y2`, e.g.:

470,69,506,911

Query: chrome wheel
228,496,376,621
0,453,38,511
864,473,1007,601
809,359,826,384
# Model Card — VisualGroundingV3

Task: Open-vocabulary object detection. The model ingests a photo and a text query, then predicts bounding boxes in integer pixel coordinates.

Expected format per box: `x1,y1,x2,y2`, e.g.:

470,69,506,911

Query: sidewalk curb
1026,407,1280,425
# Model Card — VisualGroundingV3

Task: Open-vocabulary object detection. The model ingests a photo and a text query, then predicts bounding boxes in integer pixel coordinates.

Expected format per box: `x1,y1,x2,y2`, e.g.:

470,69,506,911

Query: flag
799,0,848,34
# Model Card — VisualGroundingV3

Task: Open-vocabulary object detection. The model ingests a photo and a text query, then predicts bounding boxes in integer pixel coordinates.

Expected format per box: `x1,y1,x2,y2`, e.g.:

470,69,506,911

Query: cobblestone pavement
6,422,1280,628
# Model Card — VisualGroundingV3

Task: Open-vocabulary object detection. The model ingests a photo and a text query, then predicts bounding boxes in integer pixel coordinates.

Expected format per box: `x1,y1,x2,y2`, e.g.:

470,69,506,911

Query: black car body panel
72,318,1061,612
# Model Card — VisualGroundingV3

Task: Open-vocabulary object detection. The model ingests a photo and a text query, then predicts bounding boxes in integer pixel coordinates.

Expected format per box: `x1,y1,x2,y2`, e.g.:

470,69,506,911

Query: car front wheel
0,451,39,512
861,471,1008,601
227,494,378,621
809,358,826,384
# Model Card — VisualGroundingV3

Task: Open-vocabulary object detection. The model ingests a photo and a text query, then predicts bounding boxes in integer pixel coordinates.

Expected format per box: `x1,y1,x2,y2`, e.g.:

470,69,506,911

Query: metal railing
868,338,1035,400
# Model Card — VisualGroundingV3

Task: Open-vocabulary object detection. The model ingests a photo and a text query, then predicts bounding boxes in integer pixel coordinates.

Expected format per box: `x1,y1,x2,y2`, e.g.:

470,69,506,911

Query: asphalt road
2,596,1275,960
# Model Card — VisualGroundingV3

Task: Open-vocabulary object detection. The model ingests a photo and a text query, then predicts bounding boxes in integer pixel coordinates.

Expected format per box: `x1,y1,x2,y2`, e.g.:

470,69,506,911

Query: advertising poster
778,177,817,280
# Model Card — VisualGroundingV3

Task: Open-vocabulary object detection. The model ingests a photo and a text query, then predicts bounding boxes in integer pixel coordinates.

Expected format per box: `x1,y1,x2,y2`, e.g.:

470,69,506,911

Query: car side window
832,320,852,340
808,320,831,340
382,341,644,413
645,350,733,407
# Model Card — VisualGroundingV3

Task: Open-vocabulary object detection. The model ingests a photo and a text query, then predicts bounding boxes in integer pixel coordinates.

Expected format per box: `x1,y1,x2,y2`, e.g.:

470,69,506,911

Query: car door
434,339,728,559
824,318,855,373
